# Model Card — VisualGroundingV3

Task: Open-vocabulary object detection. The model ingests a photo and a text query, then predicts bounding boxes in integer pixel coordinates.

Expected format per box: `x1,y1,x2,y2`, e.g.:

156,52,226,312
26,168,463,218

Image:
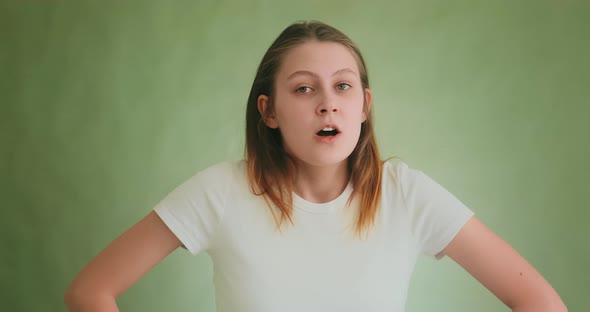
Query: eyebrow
286,68,357,80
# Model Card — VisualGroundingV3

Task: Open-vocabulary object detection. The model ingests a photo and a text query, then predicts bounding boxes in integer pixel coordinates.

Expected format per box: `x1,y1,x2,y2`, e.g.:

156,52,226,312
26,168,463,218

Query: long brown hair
245,21,383,238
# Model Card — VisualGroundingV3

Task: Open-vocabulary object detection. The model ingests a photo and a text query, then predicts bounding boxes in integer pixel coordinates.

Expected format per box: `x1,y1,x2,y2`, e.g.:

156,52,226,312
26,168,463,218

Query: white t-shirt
154,160,474,312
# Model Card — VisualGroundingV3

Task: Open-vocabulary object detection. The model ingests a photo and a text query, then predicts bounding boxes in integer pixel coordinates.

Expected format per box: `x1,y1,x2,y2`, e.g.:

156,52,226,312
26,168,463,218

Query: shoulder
153,161,246,254
167,160,246,197
382,159,475,257
382,158,458,202
195,160,245,181
381,158,423,189
381,158,463,210
380,158,430,208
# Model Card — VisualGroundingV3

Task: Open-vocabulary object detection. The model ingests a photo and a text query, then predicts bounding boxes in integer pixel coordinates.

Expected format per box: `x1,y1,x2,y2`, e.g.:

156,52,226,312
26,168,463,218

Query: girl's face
258,41,372,168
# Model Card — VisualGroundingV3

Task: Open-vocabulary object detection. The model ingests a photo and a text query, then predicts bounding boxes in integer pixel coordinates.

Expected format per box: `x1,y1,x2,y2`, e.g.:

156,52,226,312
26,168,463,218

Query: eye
296,86,313,93
336,83,351,91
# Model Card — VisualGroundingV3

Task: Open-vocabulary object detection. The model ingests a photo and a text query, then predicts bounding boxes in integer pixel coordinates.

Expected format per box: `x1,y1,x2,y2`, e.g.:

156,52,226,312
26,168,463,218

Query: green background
2,1,588,311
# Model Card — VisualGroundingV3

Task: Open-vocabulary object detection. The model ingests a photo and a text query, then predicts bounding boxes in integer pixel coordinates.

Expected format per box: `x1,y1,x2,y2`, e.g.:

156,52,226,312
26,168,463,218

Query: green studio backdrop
1,1,588,311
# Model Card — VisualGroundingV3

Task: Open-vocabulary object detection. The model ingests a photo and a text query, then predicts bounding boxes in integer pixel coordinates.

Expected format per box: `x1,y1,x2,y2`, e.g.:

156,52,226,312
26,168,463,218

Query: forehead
277,41,359,79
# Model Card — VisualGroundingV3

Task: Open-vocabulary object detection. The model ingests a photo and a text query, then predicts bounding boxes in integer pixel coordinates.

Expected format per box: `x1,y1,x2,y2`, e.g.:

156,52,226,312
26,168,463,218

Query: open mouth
316,126,340,137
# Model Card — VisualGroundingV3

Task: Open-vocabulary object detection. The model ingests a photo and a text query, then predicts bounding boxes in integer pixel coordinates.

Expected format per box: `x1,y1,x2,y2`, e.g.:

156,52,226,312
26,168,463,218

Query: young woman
65,21,567,312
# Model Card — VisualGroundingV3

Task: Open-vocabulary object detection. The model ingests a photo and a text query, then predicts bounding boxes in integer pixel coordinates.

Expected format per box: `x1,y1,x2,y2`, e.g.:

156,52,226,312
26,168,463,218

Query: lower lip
315,133,341,143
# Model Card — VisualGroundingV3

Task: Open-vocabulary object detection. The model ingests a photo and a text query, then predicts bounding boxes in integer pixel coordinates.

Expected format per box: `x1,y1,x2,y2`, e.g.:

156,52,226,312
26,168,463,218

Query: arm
440,216,567,312
64,211,183,312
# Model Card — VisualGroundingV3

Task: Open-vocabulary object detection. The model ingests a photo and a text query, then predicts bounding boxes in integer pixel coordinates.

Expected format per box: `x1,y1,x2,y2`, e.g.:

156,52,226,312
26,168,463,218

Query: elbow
511,297,568,312
64,285,77,308
64,284,117,311
554,301,568,312
509,282,568,312
64,284,87,310
541,302,568,312
544,291,568,312
542,301,568,312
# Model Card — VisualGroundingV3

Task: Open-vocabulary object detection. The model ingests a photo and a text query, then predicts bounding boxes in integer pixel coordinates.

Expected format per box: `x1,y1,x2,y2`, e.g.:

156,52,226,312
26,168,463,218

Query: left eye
337,83,351,90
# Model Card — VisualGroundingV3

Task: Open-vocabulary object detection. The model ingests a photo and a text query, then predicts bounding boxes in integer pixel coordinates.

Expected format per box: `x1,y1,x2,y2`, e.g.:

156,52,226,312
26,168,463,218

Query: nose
316,92,338,115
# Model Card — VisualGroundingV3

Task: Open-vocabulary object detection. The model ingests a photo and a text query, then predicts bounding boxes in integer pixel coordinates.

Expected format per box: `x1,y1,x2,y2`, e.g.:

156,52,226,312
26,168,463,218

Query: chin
284,141,357,168
295,152,352,168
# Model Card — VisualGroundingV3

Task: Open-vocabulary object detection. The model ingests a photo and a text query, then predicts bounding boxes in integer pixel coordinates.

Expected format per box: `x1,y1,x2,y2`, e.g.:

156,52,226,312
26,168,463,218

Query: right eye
296,86,312,94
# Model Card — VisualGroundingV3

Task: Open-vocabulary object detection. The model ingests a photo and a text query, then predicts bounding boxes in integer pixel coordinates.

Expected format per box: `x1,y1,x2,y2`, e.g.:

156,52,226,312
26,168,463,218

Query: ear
257,94,279,128
362,88,373,122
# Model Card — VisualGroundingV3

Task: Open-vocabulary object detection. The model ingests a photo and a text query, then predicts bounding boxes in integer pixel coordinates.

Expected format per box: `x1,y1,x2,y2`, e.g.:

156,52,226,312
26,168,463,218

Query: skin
65,41,567,312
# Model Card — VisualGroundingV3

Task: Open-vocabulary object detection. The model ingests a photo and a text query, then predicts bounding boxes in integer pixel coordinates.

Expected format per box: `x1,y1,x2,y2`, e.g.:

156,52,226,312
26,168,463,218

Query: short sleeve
153,162,229,255
396,161,474,259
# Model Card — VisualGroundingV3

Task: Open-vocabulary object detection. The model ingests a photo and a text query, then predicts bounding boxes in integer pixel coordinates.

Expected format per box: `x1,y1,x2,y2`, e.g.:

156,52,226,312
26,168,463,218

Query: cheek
346,94,366,119
276,100,311,126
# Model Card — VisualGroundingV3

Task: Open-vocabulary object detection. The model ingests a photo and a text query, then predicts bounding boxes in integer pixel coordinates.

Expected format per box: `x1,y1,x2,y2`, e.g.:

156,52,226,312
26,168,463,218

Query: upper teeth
322,127,335,131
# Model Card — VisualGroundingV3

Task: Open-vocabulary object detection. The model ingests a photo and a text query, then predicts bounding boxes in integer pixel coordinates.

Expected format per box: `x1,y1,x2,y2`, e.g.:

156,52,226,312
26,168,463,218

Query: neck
292,160,350,204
